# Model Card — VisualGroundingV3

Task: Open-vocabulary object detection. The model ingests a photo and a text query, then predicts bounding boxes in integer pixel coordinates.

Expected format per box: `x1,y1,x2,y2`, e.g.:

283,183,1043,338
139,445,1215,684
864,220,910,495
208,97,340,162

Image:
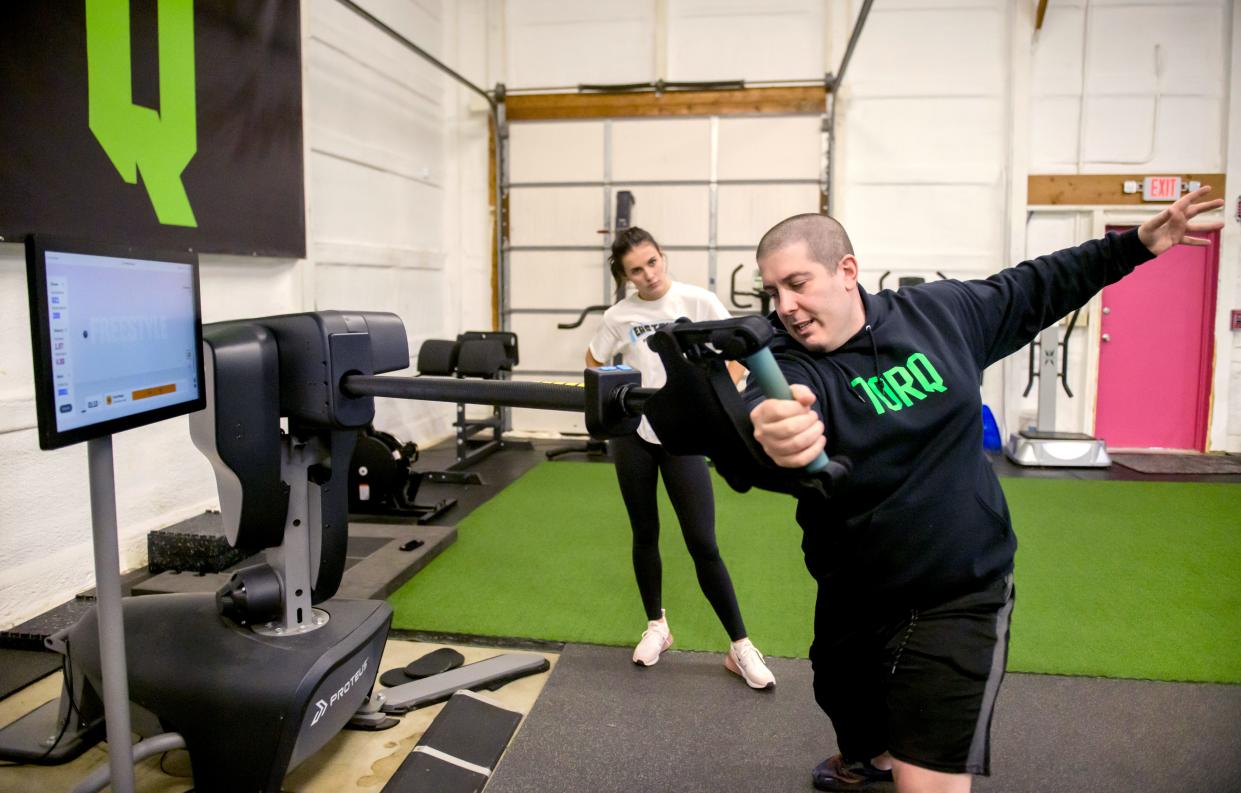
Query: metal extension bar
342,374,656,417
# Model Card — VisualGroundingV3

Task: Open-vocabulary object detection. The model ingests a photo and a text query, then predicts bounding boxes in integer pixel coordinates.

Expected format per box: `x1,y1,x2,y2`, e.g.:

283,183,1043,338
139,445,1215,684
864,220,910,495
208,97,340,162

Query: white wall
1029,0,1226,174
0,0,494,629
503,0,830,87
493,0,1238,451
1225,2,1241,453
834,0,1012,288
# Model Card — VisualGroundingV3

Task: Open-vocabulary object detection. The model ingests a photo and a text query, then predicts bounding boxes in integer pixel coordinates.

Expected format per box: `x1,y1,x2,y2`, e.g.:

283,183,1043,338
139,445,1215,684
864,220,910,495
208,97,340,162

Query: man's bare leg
891,757,971,793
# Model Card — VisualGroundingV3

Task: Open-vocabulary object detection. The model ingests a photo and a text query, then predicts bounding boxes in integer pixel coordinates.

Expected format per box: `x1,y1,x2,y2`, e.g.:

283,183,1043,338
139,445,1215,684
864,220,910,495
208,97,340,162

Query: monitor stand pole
87,435,135,793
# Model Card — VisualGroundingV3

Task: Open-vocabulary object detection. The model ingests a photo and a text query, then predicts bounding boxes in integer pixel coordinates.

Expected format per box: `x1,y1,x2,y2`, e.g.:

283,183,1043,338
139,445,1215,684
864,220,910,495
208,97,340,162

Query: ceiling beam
505,86,827,121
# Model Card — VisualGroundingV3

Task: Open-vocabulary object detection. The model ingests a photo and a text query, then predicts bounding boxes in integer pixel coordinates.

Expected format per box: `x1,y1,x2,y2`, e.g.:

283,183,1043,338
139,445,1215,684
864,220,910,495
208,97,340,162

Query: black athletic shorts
809,574,1014,775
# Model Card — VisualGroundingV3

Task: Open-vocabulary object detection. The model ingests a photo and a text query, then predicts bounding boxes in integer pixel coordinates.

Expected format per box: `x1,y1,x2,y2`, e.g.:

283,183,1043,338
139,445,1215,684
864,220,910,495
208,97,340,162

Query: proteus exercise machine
0,300,652,792
6,241,848,792
3,240,396,793
1004,308,1111,467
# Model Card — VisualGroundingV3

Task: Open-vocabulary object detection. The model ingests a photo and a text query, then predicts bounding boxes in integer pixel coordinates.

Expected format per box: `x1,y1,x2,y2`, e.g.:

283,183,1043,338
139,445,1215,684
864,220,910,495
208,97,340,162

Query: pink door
1094,228,1218,450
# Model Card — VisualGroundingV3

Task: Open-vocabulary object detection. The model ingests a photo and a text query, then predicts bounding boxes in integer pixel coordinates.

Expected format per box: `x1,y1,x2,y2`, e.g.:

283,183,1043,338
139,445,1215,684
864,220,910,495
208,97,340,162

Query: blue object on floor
981,405,1002,451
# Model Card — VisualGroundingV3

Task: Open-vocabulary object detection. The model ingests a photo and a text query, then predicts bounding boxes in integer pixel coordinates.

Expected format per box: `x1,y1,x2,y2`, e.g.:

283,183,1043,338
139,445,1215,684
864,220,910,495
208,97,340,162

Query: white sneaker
725,638,775,690
632,611,673,666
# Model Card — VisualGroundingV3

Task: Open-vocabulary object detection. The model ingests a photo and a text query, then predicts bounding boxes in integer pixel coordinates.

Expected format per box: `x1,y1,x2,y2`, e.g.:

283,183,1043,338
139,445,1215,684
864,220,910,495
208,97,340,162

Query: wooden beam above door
1028,173,1226,206
504,86,827,121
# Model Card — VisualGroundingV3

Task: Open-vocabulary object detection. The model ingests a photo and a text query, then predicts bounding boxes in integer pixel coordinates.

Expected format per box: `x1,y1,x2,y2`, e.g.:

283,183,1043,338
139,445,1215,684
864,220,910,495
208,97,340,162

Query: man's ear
838,254,860,288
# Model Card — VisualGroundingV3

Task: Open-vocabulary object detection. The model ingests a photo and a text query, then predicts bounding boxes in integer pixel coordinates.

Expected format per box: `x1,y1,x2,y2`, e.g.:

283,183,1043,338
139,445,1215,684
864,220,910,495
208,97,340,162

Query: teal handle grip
744,348,829,473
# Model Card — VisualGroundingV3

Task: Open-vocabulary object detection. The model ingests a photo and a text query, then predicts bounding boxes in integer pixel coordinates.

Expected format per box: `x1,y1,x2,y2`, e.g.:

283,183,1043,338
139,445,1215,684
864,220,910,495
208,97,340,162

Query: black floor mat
0,599,96,652
485,644,1241,793
1110,452,1241,475
0,649,61,701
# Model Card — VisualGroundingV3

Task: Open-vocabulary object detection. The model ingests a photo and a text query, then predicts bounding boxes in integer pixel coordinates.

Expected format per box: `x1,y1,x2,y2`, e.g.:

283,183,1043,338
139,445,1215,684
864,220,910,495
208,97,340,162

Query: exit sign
1143,176,1181,201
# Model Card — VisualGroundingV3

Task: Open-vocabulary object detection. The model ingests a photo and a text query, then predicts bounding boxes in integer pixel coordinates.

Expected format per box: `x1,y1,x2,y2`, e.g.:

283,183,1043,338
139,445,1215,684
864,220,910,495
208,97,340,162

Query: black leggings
609,433,746,641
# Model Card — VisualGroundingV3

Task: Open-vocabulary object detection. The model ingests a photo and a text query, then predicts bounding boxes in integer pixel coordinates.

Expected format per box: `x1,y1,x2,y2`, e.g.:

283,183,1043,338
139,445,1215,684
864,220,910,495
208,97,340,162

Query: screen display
27,237,205,449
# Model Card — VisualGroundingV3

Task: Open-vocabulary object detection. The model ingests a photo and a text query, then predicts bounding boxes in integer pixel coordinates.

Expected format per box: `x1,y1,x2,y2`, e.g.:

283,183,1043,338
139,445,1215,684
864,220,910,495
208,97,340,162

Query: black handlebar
557,304,611,330
878,270,948,290
1021,307,1082,399
1060,308,1080,398
729,265,752,309
729,264,771,314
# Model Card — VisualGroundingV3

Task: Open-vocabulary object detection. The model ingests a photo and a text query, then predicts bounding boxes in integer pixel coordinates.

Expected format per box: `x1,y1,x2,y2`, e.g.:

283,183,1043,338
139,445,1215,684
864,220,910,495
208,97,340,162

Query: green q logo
86,0,198,227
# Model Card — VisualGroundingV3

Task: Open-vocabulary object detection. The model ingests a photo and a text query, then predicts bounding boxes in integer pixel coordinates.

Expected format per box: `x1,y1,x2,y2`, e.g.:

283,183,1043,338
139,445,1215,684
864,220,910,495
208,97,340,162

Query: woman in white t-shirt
586,227,775,690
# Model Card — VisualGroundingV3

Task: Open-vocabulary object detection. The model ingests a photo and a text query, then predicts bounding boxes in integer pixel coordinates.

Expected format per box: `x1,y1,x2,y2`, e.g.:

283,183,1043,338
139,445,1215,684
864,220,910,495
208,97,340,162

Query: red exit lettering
1143,176,1181,202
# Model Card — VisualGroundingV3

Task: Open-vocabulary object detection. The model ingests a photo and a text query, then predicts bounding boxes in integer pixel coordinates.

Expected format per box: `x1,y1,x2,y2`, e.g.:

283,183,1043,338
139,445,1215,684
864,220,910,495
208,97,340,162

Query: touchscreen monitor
26,236,205,450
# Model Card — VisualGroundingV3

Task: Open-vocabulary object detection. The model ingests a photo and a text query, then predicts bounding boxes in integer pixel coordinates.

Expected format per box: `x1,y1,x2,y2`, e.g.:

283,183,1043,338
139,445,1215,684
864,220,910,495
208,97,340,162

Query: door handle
1102,333,1111,342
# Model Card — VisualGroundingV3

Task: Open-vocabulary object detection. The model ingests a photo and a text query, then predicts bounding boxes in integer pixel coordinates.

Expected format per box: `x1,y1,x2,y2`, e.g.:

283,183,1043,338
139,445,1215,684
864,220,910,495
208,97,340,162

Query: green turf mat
388,462,814,658
387,464,1241,684
1004,479,1241,683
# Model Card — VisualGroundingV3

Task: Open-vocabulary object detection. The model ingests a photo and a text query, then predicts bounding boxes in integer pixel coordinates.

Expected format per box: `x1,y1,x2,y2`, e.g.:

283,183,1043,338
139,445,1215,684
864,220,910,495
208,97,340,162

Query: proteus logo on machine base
310,657,369,727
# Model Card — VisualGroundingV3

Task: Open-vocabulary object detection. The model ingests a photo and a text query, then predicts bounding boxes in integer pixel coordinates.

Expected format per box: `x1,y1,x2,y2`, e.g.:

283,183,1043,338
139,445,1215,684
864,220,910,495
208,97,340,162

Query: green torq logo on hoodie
849,352,948,415
86,0,198,227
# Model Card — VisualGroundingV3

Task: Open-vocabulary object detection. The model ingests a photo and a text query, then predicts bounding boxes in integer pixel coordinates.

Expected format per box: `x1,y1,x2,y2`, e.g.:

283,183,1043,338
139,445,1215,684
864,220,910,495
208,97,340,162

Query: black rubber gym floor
486,643,1241,793
435,440,1241,792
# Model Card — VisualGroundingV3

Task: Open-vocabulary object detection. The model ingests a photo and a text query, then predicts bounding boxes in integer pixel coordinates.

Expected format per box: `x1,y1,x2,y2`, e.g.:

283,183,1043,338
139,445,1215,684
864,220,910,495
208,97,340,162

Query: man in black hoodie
744,186,1223,793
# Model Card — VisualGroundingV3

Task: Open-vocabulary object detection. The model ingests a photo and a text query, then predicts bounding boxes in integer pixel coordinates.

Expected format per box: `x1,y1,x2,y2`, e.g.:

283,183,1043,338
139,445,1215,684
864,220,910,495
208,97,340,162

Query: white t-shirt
588,281,732,444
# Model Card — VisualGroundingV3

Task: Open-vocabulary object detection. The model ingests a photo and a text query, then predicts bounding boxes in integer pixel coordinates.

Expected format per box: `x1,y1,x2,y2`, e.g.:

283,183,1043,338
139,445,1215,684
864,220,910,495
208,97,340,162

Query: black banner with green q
0,0,305,257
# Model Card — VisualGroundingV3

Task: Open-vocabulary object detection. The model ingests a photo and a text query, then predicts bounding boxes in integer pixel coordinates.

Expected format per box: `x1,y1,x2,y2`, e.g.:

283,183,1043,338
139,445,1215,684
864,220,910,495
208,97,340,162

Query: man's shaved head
756,213,854,272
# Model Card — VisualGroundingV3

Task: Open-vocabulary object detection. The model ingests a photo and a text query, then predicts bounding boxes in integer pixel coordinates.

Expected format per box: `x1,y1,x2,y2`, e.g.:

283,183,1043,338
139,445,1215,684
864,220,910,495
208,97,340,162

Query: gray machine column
1036,325,1059,427
87,436,136,793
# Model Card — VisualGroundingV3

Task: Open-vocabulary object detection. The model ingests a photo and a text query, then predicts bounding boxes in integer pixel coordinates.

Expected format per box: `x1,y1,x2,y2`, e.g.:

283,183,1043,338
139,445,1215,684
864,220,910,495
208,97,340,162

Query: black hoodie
743,229,1155,612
